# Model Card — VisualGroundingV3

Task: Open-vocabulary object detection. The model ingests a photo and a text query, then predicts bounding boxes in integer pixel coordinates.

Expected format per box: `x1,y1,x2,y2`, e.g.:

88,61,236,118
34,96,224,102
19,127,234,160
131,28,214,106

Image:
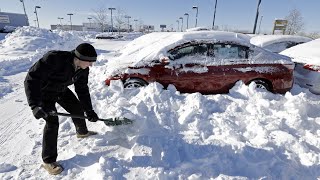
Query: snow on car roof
112,31,251,64
280,38,320,66
250,35,312,48
185,27,211,32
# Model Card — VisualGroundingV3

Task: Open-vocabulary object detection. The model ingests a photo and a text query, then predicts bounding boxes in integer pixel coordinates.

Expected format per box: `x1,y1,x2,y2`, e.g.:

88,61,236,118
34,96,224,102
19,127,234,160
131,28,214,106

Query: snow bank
0,28,319,179
0,26,85,76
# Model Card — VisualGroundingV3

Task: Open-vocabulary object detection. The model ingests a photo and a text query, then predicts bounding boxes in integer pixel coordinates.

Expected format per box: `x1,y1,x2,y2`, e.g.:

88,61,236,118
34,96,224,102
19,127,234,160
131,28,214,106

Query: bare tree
91,7,109,32
306,32,320,39
285,8,305,35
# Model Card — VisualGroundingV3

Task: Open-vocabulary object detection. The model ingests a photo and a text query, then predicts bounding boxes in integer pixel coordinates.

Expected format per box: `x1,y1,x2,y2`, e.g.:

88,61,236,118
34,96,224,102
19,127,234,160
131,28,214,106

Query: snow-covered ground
0,27,320,179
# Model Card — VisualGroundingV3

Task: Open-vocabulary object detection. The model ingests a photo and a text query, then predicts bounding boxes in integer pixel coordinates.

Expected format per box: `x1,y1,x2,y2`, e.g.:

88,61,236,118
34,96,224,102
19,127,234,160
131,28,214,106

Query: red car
105,31,294,94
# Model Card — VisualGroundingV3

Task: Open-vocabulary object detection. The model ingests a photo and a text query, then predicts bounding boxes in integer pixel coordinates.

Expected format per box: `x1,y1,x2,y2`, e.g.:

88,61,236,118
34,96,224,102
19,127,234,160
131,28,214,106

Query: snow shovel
49,112,133,126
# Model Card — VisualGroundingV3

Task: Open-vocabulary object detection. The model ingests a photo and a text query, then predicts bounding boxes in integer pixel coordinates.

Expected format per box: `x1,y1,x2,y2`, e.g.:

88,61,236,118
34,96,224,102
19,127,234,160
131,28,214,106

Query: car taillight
303,64,320,72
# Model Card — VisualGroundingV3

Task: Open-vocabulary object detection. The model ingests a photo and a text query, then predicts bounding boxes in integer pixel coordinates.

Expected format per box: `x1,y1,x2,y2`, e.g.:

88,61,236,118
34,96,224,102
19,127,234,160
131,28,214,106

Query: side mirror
160,57,170,65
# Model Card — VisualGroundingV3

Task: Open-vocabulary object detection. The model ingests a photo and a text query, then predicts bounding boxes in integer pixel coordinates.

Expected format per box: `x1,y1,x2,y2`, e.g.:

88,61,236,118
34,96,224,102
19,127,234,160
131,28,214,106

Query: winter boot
76,131,98,138
41,162,64,175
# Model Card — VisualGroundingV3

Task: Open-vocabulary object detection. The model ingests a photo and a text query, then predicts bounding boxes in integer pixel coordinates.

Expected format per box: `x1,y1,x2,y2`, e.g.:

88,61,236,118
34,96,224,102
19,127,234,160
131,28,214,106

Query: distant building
51,24,84,31
51,22,117,32
141,25,154,32
0,12,29,32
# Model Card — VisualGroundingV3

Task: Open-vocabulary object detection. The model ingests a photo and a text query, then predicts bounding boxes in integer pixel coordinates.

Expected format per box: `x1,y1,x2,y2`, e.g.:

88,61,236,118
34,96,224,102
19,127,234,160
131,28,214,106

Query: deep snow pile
0,26,85,76
0,28,319,179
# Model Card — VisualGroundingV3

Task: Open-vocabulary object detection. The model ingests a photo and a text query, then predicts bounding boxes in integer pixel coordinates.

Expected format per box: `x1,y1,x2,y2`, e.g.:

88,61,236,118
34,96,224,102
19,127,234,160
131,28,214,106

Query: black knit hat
74,43,97,62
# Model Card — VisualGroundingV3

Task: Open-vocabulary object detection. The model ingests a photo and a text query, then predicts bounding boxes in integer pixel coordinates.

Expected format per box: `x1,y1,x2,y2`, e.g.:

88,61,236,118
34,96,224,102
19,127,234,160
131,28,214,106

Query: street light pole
67,13,73,30
108,7,116,34
258,15,263,34
212,0,218,30
253,0,262,34
87,17,92,30
192,6,198,27
124,15,131,32
176,20,179,32
58,17,63,29
179,17,183,32
184,13,189,29
58,17,63,25
34,6,41,28
134,19,138,31
20,0,29,25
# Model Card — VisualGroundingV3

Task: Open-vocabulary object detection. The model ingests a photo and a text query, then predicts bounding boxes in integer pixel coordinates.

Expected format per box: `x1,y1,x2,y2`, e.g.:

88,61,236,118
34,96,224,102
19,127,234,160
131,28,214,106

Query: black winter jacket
24,50,93,112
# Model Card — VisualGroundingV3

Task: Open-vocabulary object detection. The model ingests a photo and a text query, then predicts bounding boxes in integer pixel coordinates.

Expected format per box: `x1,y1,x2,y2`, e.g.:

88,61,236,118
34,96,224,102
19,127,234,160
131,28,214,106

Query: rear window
209,44,248,59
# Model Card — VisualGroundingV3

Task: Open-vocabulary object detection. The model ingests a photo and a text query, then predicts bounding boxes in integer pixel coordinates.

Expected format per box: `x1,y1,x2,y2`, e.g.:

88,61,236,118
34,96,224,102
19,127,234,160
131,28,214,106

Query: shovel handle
49,112,113,121
49,112,133,126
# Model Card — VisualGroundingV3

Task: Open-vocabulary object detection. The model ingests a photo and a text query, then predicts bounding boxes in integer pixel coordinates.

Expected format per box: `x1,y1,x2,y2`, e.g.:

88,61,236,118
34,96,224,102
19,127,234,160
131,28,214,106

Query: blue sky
1,0,319,33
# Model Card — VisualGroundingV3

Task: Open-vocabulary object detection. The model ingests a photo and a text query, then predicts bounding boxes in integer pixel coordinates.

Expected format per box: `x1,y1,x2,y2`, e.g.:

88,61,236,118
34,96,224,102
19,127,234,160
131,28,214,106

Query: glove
32,107,49,119
86,110,99,122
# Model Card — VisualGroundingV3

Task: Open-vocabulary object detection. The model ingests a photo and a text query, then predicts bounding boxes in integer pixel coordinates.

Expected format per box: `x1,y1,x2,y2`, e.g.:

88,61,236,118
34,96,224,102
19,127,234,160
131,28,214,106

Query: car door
206,43,250,93
165,42,223,93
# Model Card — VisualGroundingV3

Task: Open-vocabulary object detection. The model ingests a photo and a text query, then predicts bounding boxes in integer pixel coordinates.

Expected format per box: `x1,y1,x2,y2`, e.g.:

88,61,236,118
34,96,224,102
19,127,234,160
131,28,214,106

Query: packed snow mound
1,26,84,52
0,26,85,76
77,75,320,179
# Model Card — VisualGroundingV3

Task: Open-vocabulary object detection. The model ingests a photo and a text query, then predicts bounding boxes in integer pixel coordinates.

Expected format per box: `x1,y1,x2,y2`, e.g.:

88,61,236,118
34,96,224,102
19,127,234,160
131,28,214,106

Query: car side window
209,43,248,59
170,44,208,60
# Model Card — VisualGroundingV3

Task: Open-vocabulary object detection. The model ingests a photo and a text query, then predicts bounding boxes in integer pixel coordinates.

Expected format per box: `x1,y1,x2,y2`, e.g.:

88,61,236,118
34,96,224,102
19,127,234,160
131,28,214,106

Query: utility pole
108,7,116,34
67,13,73,30
20,0,29,25
253,0,262,34
212,0,218,30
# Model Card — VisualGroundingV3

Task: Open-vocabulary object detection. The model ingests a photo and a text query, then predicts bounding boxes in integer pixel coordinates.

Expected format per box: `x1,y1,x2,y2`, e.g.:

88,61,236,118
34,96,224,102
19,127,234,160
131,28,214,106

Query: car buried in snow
280,38,320,95
104,31,294,94
250,34,312,53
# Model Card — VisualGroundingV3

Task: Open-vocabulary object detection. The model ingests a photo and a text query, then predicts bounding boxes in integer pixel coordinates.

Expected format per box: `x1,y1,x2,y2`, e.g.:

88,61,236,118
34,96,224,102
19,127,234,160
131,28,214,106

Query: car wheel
123,78,148,88
251,79,271,91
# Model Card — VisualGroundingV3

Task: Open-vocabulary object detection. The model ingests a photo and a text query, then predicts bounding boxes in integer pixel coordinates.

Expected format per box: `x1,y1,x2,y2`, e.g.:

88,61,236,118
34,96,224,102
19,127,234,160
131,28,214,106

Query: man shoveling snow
24,43,100,175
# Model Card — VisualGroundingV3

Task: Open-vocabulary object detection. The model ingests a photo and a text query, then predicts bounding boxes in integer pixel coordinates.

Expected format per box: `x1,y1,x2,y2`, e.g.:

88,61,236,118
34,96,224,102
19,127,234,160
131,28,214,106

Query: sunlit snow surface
0,27,319,179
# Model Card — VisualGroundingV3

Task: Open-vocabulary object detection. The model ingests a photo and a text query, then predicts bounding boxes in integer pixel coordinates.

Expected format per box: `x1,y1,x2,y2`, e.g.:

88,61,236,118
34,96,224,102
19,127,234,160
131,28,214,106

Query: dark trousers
41,88,88,163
